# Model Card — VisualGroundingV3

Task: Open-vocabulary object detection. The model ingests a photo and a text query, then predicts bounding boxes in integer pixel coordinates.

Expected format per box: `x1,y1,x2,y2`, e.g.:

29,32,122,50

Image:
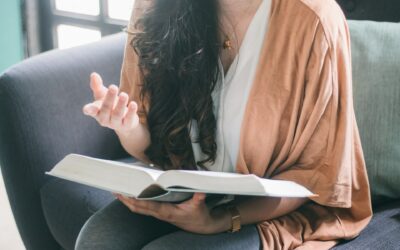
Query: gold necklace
223,37,233,50
220,1,257,50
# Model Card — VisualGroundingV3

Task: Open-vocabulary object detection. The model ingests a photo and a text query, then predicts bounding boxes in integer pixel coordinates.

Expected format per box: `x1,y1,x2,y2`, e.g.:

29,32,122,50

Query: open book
46,153,316,203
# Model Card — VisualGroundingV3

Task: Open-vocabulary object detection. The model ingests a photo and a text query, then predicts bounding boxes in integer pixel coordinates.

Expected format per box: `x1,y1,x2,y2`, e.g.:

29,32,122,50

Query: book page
157,170,314,197
257,178,315,197
99,158,163,180
158,170,265,195
46,154,164,197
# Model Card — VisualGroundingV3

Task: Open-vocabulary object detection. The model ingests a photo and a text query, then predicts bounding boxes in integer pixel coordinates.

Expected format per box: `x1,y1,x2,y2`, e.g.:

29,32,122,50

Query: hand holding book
113,192,233,234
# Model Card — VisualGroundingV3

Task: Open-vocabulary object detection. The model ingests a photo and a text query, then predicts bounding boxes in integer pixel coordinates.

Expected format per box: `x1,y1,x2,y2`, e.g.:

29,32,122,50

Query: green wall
0,0,23,74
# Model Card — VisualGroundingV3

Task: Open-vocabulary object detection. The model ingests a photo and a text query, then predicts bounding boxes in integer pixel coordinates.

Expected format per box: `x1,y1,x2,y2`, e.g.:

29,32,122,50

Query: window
37,0,135,51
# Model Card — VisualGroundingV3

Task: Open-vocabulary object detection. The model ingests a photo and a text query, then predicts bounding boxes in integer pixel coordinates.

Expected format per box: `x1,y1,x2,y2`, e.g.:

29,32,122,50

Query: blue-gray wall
0,0,23,73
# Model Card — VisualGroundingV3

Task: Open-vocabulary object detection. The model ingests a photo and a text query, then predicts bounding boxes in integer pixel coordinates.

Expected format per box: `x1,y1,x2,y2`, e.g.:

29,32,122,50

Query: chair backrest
337,0,400,22
349,21,400,204
336,0,400,204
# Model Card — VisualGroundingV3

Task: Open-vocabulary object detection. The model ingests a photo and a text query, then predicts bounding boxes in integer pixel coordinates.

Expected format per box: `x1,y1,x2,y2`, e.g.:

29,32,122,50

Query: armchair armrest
0,33,129,250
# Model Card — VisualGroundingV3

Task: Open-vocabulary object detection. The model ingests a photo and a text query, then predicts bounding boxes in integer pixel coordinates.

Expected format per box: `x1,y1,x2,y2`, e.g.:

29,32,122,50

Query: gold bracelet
227,206,241,233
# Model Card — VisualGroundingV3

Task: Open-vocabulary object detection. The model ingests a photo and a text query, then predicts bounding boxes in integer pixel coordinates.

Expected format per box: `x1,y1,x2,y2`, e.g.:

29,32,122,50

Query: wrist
209,207,232,233
115,124,139,138
226,205,241,233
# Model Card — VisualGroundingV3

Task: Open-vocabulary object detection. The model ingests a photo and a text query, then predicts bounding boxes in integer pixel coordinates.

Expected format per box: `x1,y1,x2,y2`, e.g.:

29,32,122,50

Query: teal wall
0,0,23,74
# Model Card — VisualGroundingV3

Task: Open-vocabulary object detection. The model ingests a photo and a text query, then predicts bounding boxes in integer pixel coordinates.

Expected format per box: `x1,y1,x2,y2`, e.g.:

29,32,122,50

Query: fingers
191,193,206,206
83,79,139,132
82,104,98,116
123,101,138,128
116,194,167,219
110,92,129,127
97,84,119,126
82,100,102,116
90,72,107,100
179,193,206,207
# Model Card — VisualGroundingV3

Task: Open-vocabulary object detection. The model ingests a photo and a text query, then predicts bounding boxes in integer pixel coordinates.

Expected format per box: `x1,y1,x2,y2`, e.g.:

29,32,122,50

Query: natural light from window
54,0,135,49
57,25,102,49
55,0,100,16
108,0,135,21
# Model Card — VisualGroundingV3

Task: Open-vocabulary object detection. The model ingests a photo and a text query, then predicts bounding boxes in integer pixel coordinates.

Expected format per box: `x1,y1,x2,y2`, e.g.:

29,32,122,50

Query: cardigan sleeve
119,0,150,125
271,20,365,209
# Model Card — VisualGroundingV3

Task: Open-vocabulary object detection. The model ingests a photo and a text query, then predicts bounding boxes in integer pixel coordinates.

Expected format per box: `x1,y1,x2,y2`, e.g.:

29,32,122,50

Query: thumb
190,193,206,206
90,72,107,100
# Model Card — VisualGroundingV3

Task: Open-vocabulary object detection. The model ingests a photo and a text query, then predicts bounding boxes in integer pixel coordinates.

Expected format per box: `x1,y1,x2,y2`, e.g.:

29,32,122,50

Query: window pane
55,0,100,16
57,25,101,49
107,0,135,21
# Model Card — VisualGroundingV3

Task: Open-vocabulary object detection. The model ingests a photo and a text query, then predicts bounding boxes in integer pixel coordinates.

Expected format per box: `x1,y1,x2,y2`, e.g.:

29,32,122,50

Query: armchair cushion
40,178,115,250
332,199,400,249
40,156,136,250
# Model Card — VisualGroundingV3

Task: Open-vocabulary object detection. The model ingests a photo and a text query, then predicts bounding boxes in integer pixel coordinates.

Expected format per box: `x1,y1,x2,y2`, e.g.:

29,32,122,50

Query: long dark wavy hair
131,0,222,170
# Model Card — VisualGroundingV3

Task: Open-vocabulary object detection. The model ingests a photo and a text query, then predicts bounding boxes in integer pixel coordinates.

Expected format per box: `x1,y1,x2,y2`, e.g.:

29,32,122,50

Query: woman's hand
83,72,140,135
113,193,231,234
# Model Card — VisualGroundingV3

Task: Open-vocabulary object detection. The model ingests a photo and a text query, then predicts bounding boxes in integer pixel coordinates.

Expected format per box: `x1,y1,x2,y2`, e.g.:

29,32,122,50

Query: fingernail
83,107,89,115
109,86,118,94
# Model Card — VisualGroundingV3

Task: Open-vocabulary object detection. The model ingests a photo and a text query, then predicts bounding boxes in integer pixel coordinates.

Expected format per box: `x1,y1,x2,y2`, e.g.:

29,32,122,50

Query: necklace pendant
223,39,232,50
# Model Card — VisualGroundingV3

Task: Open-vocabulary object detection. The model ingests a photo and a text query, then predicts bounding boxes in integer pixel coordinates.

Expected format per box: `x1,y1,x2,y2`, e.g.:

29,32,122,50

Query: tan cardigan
120,0,372,249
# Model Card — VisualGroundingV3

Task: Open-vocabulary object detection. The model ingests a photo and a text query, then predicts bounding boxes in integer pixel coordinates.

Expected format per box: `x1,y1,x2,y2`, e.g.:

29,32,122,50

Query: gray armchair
0,33,130,250
1,1,399,249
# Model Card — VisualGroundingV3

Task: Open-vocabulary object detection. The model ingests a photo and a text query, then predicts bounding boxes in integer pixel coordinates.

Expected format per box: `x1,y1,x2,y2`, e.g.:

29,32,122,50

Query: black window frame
38,0,129,52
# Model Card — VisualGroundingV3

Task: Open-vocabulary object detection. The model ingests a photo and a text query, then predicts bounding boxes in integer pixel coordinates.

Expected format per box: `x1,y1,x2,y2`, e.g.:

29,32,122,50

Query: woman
77,0,372,249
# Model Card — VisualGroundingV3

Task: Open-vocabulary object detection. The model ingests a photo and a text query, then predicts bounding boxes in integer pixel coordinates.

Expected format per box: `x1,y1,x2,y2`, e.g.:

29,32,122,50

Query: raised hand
83,72,140,135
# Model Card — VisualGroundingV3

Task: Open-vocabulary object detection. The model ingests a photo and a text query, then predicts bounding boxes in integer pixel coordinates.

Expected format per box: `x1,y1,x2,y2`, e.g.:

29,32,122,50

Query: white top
190,0,271,172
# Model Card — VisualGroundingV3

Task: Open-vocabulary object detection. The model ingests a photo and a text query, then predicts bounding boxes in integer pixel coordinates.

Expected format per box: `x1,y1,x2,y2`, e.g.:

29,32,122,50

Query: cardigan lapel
235,0,319,178
235,0,277,176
